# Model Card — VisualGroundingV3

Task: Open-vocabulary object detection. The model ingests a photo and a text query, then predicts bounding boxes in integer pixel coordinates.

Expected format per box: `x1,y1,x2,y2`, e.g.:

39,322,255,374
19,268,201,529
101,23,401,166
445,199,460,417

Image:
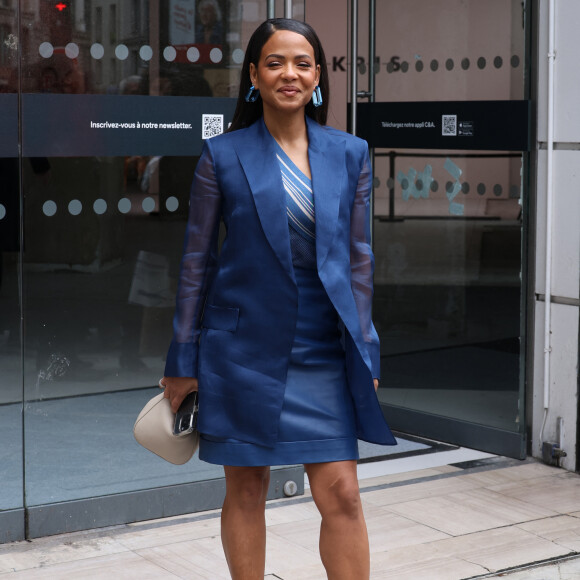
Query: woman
195,0,223,45
161,18,396,580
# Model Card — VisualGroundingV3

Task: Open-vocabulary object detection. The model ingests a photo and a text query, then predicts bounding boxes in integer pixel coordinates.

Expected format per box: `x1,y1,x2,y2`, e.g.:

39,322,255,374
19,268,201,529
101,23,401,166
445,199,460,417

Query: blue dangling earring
245,85,260,103
312,86,323,108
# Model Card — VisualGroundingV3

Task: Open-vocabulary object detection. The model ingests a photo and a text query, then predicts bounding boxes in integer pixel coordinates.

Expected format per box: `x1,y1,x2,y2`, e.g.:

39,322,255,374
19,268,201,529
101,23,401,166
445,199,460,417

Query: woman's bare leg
305,460,369,580
221,465,271,580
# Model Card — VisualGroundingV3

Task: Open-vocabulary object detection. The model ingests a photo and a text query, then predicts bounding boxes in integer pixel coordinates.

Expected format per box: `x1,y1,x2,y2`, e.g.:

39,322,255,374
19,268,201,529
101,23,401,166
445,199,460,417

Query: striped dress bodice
274,142,317,270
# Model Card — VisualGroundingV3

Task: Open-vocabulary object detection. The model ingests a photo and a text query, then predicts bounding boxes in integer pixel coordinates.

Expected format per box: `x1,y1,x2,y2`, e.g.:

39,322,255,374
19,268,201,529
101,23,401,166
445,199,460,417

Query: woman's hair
228,18,329,131
198,0,222,22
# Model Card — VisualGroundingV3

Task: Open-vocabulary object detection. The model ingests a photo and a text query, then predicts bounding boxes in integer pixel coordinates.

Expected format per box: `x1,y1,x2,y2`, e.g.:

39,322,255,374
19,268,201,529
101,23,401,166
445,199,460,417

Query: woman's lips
278,86,300,96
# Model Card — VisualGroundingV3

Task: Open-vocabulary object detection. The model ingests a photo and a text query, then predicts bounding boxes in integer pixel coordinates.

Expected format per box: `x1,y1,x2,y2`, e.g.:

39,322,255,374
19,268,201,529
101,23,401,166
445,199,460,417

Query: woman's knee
327,478,362,519
309,469,362,520
224,466,270,509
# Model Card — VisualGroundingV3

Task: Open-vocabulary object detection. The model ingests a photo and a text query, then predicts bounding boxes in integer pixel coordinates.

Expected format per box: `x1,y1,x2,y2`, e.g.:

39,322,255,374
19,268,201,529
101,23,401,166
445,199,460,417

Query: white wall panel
534,148,547,295
533,150,579,300
551,151,580,299
532,301,579,471
536,0,580,144
554,0,580,143
533,0,579,474
536,0,548,144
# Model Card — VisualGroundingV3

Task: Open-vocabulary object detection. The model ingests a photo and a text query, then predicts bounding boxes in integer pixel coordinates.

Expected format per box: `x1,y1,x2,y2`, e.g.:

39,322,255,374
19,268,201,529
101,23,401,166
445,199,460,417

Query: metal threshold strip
466,553,580,579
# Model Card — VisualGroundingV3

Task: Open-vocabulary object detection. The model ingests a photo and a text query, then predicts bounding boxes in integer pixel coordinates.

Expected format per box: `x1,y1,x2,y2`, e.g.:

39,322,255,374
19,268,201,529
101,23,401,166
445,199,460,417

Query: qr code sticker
202,114,224,139
442,114,457,136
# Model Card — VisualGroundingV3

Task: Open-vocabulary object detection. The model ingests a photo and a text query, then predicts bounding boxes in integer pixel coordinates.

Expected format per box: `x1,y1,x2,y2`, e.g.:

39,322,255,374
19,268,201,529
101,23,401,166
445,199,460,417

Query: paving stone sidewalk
1,457,580,579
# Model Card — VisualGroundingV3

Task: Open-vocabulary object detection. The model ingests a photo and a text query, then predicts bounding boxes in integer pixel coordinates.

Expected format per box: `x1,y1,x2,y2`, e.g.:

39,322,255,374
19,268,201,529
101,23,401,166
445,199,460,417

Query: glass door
356,0,529,458
0,0,305,543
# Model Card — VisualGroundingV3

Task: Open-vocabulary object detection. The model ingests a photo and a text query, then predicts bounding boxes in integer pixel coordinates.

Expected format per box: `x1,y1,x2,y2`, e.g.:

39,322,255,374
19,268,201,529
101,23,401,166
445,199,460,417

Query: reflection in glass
373,151,522,431
15,0,280,507
19,0,252,99
109,5,117,45
0,157,23,512
370,0,526,435
0,3,23,512
21,151,207,505
366,0,524,103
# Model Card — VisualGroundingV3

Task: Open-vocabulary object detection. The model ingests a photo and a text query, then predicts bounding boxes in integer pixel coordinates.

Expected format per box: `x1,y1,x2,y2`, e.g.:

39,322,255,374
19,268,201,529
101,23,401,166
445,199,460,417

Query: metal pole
369,0,376,102
267,0,275,19
368,0,376,239
389,152,396,220
539,0,556,448
149,0,160,96
350,0,358,135
284,0,292,19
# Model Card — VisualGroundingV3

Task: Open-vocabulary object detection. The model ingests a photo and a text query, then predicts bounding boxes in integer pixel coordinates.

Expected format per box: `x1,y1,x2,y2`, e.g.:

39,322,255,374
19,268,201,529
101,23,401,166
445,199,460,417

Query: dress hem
199,435,359,467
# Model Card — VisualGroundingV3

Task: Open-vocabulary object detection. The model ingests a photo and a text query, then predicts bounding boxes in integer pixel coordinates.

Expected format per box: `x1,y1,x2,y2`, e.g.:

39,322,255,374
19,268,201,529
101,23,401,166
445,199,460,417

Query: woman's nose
281,64,298,79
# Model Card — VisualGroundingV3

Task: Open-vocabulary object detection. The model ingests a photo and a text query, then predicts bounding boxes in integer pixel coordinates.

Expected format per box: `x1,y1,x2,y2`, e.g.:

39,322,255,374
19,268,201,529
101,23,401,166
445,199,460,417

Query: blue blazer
165,116,396,447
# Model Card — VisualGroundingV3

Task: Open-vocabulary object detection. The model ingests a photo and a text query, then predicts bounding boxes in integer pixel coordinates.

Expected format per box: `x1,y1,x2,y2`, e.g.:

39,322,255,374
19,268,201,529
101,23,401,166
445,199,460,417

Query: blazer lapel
234,119,294,280
307,117,346,270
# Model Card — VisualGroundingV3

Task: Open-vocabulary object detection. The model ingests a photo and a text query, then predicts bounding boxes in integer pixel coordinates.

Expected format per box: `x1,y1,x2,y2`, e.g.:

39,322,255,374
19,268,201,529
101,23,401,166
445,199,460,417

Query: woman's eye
266,61,281,67
298,62,312,68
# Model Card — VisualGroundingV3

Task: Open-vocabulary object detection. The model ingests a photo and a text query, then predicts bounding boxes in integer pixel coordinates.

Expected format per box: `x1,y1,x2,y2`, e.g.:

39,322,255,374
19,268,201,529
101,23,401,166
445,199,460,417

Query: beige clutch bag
133,392,199,465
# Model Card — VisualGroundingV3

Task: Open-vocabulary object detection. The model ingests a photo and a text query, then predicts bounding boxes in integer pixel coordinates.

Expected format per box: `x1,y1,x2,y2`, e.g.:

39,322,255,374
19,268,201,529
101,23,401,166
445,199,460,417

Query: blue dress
198,142,359,466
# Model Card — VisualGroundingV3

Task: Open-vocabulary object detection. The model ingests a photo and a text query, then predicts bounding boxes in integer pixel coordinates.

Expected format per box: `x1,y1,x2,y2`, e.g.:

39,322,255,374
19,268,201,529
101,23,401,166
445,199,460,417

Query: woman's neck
262,110,308,150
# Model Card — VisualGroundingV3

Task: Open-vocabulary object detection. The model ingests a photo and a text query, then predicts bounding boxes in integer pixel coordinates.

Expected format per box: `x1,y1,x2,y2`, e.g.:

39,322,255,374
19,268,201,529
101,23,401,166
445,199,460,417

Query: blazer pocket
201,304,240,332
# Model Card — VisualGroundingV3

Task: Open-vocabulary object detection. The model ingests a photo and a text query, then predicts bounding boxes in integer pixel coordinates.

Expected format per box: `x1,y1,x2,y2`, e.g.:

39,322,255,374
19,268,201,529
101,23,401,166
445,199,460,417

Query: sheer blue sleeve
164,142,222,378
350,147,381,379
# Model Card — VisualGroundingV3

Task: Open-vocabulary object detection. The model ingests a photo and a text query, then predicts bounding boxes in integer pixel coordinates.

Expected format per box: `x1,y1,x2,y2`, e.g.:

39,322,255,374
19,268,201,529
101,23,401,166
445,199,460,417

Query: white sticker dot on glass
65,43,80,59
166,196,179,212
39,42,54,59
210,48,223,63
90,43,105,60
93,199,107,215
163,46,177,62
43,201,57,217
140,45,153,61
115,44,129,60
118,198,131,214
187,47,200,62
68,200,82,216
142,197,156,213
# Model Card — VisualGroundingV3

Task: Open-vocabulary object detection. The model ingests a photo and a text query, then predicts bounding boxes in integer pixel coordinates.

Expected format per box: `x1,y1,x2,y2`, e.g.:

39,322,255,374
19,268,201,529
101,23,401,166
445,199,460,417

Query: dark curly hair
228,18,329,131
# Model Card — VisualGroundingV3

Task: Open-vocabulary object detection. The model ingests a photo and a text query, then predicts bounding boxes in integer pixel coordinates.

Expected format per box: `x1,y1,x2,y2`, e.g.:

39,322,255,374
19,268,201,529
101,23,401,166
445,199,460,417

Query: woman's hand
373,379,379,392
160,376,198,413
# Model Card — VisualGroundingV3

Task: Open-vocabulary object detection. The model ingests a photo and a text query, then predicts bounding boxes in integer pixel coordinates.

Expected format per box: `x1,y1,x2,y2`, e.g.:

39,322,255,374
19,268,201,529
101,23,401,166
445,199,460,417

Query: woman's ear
315,64,321,86
249,63,258,89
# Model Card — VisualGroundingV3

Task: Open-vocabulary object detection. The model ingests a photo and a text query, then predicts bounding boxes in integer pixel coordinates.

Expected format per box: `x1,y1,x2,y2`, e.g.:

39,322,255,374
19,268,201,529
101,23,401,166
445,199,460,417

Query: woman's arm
164,141,222,381
350,145,381,381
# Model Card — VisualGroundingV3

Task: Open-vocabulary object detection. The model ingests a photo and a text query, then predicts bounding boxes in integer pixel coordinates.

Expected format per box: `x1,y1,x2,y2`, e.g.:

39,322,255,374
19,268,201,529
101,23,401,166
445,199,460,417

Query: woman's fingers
160,377,198,413
169,390,187,414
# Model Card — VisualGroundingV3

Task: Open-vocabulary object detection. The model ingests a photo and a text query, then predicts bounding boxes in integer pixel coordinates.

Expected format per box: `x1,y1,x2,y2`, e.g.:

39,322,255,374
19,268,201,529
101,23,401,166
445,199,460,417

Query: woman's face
199,4,217,26
250,30,320,117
